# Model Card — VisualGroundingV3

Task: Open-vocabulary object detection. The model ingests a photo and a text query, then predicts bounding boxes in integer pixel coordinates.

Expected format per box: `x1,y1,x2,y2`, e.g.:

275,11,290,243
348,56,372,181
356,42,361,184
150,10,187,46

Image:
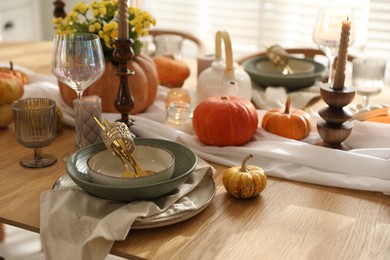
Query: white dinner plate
52,173,215,229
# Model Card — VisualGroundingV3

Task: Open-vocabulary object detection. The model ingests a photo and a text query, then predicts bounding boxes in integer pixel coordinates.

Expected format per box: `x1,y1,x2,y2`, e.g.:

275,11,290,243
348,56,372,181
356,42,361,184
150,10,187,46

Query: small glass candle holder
165,102,193,134
73,95,102,147
154,34,183,59
165,88,191,108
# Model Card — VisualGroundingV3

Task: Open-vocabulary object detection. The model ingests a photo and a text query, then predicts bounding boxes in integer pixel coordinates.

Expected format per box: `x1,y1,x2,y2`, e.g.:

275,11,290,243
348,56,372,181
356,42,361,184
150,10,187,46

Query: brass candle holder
113,38,135,127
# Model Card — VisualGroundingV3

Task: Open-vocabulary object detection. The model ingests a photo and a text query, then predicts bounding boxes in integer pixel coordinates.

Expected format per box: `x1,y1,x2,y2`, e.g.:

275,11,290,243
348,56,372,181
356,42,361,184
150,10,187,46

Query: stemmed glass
313,7,355,83
352,58,387,108
51,33,105,148
13,98,57,168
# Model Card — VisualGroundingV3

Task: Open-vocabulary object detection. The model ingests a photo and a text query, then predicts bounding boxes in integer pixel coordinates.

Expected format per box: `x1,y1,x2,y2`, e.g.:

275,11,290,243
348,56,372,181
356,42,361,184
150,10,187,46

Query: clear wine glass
13,98,57,168
313,7,355,84
51,33,105,148
352,58,387,108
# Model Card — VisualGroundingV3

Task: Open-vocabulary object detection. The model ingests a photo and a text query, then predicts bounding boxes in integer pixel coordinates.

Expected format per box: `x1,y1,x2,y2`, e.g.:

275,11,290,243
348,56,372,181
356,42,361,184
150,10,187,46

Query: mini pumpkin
153,54,190,88
223,154,267,199
0,61,29,84
192,95,258,146
261,98,311,140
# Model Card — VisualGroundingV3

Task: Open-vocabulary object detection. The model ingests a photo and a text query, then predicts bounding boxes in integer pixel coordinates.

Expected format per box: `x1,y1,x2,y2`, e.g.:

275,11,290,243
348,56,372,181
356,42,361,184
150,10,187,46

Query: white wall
41,0,92,41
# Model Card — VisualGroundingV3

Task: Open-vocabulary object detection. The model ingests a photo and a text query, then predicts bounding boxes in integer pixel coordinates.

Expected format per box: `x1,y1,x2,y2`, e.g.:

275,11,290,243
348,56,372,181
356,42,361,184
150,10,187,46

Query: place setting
35,3,218,258
41,115,215,259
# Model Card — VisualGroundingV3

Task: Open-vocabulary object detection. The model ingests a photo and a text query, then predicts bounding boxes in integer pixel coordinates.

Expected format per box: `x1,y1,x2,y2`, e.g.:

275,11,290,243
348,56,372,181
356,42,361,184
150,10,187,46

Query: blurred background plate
65,138,197,202
243,56,326,90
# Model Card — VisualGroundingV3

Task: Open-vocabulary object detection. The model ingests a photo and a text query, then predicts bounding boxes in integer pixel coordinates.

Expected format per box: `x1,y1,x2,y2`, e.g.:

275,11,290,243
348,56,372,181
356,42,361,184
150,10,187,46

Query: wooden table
1,41,390,259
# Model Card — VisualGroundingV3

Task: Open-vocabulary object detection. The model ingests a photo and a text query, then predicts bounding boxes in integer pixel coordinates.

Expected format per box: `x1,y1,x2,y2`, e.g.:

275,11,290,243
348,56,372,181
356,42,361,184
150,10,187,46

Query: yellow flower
52,0,156,62
73,2,89,14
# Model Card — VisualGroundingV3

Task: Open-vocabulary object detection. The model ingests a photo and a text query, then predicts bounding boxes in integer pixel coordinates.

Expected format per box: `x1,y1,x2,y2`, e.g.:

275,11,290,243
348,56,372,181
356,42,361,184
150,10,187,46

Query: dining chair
147,28,207,57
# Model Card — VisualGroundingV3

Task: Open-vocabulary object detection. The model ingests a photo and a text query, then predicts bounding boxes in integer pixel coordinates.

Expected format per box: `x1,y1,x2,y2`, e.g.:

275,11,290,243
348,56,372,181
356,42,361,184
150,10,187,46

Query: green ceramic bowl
66,138,197,202
243,56,326,90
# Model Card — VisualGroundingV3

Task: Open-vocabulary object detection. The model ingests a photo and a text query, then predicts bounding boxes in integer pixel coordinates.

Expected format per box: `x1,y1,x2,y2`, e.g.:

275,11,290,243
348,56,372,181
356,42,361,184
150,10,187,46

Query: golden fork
94,117,152,178
110,139,138,178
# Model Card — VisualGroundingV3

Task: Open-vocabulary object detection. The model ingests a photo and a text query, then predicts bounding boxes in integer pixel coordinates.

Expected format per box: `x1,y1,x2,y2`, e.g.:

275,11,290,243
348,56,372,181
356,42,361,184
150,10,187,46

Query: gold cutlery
94,117,151,178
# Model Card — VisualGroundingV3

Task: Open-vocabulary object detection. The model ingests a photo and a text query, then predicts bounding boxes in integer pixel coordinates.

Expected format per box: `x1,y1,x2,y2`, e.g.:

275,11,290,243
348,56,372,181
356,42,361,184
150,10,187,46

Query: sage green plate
66,138,197,202
243,56,326,90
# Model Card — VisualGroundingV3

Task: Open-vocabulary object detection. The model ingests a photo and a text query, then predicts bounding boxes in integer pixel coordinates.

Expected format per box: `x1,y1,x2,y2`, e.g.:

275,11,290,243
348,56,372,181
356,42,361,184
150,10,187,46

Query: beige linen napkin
251,82,322,110
40,159,214,260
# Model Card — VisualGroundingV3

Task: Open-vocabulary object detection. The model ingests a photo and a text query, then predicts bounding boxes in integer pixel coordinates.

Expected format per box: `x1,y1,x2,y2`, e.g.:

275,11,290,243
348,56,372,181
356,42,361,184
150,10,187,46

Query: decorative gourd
0,72,24,105
192,96,258,146
0,72,24,128
261,98,311,140
153,55,190,88
0,61,29,84
58,53,158,114
223,154,267,199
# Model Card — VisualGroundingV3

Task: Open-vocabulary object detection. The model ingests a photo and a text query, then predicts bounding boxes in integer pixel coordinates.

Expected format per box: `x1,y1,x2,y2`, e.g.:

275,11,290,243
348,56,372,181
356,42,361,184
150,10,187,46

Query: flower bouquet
53,0,156,63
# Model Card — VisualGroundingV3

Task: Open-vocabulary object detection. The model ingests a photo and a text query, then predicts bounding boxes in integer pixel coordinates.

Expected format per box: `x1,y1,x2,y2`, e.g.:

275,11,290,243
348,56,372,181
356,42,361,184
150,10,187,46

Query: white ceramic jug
196,30,252,104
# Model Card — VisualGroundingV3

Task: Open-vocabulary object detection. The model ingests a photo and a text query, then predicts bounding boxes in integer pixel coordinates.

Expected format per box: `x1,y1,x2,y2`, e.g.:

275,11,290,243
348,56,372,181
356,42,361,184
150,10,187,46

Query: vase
58,53,159,114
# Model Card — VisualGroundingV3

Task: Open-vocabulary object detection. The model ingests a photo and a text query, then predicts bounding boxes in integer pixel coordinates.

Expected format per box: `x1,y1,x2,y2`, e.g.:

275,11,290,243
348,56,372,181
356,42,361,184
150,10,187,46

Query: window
149,0,389,81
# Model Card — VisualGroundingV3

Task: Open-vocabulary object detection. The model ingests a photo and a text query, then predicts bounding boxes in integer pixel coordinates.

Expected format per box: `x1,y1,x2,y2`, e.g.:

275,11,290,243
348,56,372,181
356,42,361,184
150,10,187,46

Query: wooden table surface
1,41,390,260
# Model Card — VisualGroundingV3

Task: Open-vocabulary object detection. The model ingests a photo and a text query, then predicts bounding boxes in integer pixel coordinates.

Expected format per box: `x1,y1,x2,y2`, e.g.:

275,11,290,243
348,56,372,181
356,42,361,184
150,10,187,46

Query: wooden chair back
148,28,206,56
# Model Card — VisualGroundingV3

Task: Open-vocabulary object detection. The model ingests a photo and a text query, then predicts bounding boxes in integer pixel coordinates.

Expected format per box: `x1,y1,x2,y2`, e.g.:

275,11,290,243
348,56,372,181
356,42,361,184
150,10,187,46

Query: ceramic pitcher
196,30,252,104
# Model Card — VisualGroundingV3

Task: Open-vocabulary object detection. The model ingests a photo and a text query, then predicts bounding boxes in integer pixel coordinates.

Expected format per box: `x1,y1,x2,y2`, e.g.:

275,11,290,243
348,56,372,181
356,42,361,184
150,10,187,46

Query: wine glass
51,33,105,148
313,7,355,83
13,98,57,168
352,58,387,108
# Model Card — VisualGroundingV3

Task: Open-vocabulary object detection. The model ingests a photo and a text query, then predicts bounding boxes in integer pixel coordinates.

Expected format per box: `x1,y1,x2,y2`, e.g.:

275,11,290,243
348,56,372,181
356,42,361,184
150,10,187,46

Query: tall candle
333,17,351,90
118,0,129,40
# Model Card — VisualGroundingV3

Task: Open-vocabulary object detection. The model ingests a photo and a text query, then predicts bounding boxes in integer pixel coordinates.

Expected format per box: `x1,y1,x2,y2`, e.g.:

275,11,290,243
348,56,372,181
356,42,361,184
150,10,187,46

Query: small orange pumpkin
58,53,158,114
153,55,190,88
261,98,311,140
0,61,29,84
223,154,267,199
192,96,258,146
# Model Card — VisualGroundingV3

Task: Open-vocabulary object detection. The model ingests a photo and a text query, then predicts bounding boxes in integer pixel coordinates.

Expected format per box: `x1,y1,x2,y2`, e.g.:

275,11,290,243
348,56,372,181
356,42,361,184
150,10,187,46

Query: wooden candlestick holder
317,83,356,150
113,38,135,128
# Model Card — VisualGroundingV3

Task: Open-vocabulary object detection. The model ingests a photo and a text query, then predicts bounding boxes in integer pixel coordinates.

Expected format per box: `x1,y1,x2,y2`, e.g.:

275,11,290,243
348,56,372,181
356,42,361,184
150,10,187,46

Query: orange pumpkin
193,96,258,146
58,53,158,114
0,72,24,105
153,55,190,88
0,61,29,84
261,98,311,140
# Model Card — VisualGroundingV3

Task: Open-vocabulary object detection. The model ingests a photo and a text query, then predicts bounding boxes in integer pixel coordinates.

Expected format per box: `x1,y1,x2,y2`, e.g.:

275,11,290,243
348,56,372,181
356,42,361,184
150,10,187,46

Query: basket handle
215,30,234,76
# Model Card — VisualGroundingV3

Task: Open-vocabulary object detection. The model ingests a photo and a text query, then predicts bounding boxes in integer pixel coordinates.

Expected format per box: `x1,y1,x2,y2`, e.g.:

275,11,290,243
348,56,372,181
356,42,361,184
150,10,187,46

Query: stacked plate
65,138,197,202
243,56,326,90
